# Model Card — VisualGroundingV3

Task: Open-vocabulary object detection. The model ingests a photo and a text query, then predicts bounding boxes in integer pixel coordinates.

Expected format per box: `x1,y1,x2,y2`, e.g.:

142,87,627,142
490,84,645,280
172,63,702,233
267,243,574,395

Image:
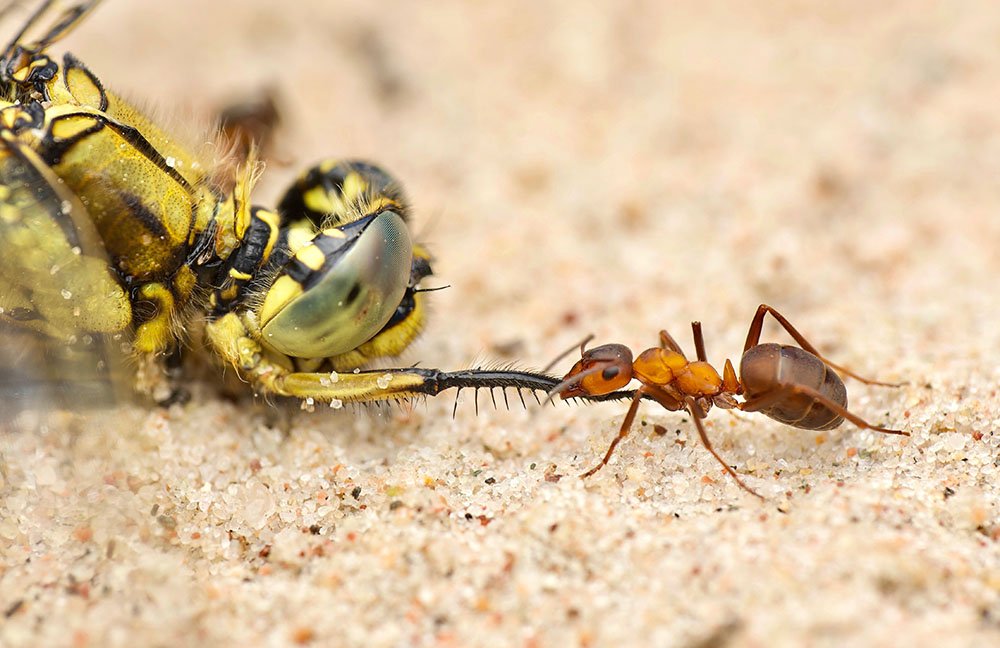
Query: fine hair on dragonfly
545,304,907,499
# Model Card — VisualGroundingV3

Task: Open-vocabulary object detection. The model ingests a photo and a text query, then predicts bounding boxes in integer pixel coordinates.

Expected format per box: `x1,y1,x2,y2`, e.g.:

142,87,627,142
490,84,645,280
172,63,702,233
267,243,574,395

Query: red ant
546,304,907,498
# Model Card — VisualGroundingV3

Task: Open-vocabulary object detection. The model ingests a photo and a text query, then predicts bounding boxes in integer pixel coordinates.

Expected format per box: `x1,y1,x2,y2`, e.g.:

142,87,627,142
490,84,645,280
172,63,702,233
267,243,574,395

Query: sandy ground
2,1,999,646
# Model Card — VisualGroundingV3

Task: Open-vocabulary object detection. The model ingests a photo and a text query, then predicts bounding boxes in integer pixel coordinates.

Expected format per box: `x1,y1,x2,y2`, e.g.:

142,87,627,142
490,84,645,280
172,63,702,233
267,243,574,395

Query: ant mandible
546,304,907,498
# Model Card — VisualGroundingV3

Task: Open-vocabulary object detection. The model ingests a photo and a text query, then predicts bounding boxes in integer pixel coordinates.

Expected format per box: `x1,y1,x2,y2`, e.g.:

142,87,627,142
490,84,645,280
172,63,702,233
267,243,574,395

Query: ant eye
601,366,620,381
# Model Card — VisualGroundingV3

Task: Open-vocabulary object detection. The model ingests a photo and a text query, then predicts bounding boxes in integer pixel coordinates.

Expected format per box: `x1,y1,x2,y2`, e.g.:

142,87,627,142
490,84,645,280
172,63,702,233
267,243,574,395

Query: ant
545,304,907,498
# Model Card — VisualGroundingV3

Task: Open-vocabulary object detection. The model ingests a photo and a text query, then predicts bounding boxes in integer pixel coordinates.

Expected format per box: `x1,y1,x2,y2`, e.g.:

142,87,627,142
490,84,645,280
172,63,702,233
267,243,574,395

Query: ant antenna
541,334,594,374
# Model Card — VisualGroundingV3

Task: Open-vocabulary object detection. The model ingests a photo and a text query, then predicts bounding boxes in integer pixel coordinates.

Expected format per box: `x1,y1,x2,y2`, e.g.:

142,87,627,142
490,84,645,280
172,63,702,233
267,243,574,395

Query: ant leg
658,329,686,355
744,304,902,387
691,321,707,362
580,388,645,478
740,384,908,436
542,334,595,373
684,396,763,499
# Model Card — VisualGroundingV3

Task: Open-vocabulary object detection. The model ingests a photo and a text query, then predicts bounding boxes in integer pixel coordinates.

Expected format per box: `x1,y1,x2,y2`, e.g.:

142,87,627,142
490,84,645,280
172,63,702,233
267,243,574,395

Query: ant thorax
633,349,724,399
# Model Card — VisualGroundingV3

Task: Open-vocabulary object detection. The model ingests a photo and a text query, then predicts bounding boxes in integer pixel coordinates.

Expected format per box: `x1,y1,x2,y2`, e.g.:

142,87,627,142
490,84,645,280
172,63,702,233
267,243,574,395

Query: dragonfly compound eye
258,210,412,358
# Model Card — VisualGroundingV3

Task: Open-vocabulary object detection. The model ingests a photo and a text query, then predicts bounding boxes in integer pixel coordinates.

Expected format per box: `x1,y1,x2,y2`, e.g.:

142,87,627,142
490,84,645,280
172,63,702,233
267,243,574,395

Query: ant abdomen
741,343,847,430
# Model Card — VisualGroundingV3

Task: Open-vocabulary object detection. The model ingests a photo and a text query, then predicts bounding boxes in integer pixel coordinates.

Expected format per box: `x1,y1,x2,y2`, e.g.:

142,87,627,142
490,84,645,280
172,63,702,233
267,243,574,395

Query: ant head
553,344,634,399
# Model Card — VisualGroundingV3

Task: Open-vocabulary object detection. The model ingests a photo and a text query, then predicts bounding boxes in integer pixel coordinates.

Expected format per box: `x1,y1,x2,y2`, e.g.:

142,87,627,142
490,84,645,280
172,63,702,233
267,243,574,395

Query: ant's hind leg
744,304,902,387
580,389,644,478
684,397,763,499
740,384,908,436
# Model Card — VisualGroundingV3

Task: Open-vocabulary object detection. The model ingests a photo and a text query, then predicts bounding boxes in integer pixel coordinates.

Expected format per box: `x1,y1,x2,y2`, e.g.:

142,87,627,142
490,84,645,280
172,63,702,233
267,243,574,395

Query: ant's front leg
579,383,684,479
580,388,646,478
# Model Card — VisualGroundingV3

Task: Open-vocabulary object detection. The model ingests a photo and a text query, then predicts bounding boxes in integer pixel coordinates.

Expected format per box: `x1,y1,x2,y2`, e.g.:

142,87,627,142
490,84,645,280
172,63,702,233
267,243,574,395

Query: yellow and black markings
0,1,637,417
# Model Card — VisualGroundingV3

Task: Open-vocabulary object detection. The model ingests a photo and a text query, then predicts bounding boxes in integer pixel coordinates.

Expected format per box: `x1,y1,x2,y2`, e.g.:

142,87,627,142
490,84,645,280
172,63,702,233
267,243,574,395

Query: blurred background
80,0,999,372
